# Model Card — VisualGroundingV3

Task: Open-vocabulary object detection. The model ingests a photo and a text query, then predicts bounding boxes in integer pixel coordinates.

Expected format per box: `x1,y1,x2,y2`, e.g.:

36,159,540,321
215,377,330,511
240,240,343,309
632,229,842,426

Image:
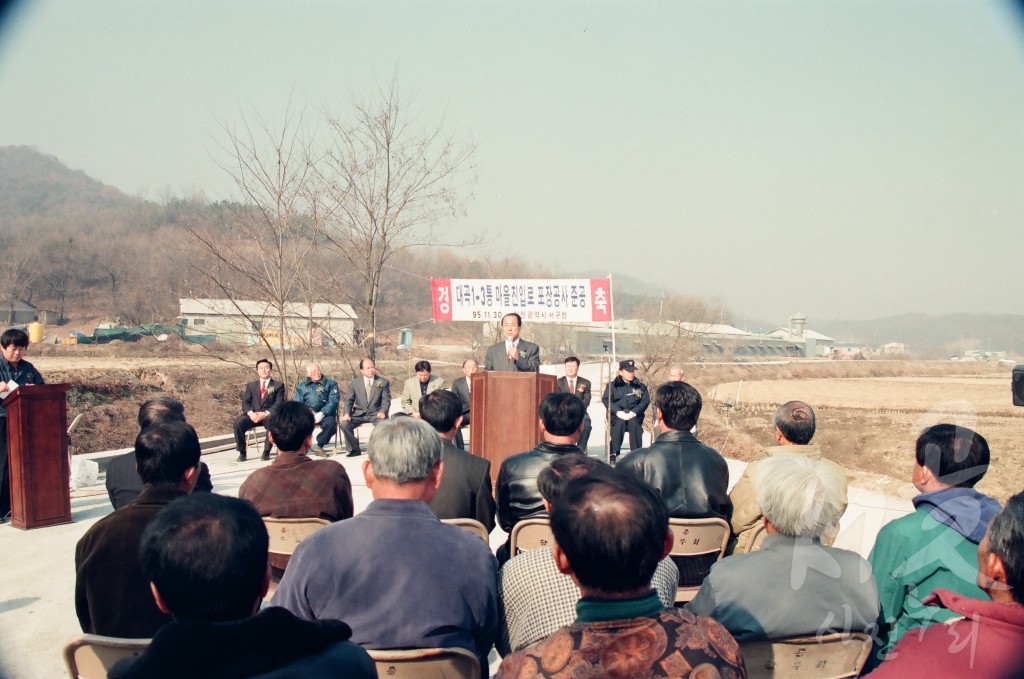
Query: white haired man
686,454,879,642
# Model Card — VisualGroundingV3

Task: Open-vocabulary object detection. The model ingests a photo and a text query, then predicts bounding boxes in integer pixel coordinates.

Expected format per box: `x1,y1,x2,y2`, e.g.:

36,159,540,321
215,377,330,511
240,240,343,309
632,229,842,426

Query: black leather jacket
616,430,732,521
496,442,582,533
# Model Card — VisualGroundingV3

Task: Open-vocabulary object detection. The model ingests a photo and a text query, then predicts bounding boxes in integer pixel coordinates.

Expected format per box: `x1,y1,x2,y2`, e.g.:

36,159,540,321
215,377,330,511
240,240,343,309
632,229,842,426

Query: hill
0,145,143,221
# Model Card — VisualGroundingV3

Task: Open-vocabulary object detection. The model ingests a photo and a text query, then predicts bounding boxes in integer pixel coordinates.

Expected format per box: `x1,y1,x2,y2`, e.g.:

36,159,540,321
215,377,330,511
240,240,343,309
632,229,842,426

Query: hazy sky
1,0,1023,325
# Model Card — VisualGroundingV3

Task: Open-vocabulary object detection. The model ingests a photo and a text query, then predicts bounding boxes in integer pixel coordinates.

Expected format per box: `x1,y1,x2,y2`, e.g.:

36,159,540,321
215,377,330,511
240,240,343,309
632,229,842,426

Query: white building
178,298,357,348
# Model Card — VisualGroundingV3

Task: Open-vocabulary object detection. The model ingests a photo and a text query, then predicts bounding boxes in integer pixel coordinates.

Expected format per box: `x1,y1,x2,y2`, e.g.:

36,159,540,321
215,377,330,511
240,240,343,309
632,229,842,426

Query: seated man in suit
292,362,340,455
238,401,353,522
232,358,286,462
686,455,879,642
340,357,390,458
105,396,212,510
77,420,202,638
557,356,591,452
400,360,445,417
483,313,540,372
419,389,495,531
451,358,477,450
108,493,375,679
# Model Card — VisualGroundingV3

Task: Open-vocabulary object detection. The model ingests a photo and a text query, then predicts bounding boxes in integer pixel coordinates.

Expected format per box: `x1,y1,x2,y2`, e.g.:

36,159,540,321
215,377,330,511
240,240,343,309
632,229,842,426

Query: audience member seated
232,358,286,462
272,417,498,674
292,362,340,455
866,492,1024,678
686,455,879,641
496,473,746,678
340,357,390,458
496,392,585,564
616,380,732,585
419,390,495,531
108,493,375,679
238,401,353,522
105,396,212,509
76,420,201,638
400,359,445,417
451,358,477,450
868,423,1002,662
729,400,847,553
497,453,679,655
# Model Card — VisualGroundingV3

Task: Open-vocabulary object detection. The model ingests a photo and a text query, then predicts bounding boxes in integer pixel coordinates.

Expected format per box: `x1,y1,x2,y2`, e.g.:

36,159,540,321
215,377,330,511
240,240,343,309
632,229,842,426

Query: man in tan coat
729,400,847,553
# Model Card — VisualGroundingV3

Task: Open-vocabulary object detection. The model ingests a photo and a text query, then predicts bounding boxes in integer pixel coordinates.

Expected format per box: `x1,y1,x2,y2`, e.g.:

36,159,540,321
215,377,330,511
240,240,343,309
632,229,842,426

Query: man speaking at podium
0,328,44,523
484,313,540,372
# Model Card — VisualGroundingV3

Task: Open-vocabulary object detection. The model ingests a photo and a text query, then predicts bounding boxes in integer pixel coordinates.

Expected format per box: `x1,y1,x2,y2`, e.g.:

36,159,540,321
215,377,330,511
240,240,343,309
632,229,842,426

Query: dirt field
710,370,1024,503
25,340,1024,503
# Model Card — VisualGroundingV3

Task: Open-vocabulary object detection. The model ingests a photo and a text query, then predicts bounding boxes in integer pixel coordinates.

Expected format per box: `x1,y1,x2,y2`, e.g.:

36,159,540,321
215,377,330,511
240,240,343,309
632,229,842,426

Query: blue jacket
293,378,340,417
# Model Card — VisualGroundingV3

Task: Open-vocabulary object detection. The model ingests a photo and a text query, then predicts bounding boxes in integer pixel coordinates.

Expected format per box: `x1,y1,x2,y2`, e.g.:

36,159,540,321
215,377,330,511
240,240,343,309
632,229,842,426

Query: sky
1,0,1023,325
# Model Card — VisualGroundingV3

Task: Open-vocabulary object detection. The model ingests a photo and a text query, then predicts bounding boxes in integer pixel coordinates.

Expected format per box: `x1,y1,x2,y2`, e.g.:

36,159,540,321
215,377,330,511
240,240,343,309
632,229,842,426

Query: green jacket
868,507,988,656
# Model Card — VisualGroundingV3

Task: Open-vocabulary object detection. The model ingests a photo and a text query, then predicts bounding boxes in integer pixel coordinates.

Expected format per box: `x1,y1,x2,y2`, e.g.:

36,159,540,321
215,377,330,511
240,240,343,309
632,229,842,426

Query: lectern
470,372,557,483
6,383,72,530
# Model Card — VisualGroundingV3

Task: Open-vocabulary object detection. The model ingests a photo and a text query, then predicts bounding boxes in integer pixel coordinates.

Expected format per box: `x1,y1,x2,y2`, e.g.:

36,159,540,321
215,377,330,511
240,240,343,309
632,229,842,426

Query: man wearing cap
484,313,540,372
601,359,650,463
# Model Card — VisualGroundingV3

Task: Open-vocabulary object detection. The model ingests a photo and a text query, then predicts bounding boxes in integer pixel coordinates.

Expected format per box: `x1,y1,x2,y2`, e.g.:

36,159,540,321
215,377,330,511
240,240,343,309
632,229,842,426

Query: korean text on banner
430,278,613,323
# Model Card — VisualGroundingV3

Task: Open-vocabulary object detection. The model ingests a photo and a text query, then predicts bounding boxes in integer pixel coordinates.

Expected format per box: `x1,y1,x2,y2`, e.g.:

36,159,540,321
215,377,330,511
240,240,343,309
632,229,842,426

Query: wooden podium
470,372,557,483
6,383,72,530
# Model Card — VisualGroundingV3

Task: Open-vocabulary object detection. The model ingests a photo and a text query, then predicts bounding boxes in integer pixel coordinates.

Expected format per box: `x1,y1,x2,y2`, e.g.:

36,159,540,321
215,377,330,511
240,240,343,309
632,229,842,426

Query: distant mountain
816,313,1024,356
0,145,141,220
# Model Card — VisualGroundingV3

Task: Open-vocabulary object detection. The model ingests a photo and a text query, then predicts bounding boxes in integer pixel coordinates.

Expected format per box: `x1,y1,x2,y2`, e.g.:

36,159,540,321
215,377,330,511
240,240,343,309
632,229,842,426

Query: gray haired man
272,417,498,676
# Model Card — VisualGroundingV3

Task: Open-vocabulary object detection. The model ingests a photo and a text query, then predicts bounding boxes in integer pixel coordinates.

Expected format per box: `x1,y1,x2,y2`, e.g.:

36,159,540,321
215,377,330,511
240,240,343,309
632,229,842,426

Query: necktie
366,379,372,393
260,381,266,398
569,379,575,394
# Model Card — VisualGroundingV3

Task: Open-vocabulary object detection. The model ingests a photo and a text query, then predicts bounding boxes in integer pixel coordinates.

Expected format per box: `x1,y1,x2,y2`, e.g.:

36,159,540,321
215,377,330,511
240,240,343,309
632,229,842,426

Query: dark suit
233,378,287,456
557,375,592,452
484,340,540,372
428,438,495,532
451,376,472,450
341,376,391,454
105,452,212,510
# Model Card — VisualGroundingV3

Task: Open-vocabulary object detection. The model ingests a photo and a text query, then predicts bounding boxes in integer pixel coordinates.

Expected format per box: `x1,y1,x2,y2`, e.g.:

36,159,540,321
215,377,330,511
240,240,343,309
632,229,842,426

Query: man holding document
0,328,45,522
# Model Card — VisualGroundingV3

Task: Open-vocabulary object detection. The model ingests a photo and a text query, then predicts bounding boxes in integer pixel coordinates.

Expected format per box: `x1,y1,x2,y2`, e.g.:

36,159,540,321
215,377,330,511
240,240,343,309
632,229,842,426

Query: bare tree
319,81,477,359
186,109,328,388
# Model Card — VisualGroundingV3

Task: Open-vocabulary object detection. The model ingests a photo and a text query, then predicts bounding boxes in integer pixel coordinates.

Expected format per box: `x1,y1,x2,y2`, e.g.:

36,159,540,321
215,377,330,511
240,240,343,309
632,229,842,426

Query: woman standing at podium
0,328,45,523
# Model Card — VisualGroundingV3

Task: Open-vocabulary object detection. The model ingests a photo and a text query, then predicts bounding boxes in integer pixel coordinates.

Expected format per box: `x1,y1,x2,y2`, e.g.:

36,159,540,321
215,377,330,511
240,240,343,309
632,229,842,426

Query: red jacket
867,589,1024,679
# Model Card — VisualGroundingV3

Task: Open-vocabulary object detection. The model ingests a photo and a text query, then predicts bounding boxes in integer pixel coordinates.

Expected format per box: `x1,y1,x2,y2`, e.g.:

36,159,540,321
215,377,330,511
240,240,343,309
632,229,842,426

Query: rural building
178,298,357,348
567,319,804,360
763,313,835,357
0,299,39,325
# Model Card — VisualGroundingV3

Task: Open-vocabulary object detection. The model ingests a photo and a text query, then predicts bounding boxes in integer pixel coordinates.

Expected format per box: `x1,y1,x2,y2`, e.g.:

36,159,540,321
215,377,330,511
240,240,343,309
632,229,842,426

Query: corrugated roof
763,328,835,342
179,298,357,320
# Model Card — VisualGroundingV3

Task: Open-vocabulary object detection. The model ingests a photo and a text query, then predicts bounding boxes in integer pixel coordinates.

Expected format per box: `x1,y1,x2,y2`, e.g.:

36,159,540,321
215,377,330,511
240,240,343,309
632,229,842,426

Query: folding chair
740,632,873,679
367,647,480,679
667,517,730,602
442,517,490,541
246,426,269,457
262,517,330,595
509,517,554,555
63,634,149,679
